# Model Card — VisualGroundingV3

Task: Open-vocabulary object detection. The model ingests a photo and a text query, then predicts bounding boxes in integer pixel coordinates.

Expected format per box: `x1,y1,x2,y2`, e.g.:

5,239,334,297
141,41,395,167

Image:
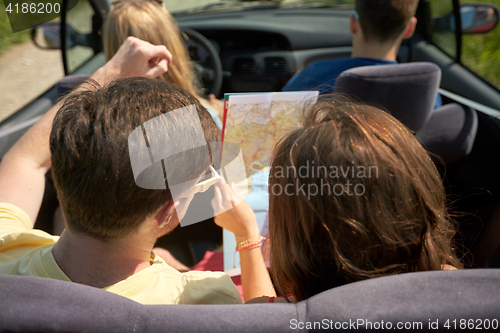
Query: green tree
461,0,500,88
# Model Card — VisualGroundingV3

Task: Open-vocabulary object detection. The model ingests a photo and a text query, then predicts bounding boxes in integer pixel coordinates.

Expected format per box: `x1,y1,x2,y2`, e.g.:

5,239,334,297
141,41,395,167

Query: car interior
2,269,500,332
1,0,500,331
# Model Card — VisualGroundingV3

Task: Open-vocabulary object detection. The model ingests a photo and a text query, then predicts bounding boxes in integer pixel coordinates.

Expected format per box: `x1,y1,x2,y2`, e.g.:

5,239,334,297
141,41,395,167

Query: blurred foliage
308,0,354,5
461,0,500,88
0,5,30,55
430,0,456,58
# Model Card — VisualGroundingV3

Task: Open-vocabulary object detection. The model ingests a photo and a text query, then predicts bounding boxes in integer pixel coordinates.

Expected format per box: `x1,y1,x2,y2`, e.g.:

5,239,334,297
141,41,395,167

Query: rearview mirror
31,22,92,50
460,3,499,34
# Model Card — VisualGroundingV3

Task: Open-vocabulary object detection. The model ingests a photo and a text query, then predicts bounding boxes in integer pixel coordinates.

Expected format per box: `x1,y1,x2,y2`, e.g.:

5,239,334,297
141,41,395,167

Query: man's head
50,77,220,241
352,0,419,44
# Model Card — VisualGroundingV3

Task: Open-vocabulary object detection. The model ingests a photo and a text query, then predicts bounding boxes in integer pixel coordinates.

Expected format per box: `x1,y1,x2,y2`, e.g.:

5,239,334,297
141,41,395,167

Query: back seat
1,269,499,332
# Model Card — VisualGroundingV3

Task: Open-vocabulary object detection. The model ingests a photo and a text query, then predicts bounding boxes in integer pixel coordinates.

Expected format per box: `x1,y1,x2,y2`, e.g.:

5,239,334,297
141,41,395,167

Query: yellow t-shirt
0,203,243,305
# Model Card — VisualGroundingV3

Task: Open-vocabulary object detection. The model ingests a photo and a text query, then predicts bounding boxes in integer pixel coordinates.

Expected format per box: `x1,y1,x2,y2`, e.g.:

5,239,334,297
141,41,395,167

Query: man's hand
0,37,173,226
93,36,173,85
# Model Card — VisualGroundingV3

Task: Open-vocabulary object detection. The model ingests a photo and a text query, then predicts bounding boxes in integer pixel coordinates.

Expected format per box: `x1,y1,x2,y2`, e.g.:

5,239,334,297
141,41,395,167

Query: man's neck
351,40,399,62
52,229,155,288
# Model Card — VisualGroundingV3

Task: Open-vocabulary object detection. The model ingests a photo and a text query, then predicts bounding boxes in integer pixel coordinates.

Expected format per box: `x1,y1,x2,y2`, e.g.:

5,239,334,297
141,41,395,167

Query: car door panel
0,52,105,159
413,39,500,110
0,98,52,158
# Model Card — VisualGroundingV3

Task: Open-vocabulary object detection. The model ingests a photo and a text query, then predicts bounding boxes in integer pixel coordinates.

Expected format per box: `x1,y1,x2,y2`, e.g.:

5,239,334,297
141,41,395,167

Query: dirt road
0,0,222,122
0,42,63,122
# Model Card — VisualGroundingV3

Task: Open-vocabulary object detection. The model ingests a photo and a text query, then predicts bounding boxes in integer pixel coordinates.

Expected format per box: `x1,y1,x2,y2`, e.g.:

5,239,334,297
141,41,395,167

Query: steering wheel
181,27,223,98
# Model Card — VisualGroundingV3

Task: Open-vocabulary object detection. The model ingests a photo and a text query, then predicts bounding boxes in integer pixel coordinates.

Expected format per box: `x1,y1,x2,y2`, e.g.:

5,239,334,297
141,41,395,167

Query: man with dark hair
355,0,419,43
283,0,441,107
0,37,242,304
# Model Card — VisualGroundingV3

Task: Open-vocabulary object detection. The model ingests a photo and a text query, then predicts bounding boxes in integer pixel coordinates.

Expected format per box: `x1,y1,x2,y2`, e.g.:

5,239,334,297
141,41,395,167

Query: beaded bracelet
236,238,253,249
236,236,265,249
236,236,266,252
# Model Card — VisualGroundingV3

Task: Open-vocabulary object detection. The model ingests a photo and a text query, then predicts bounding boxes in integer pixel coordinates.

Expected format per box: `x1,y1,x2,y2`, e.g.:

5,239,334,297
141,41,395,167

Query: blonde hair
103,0,198,97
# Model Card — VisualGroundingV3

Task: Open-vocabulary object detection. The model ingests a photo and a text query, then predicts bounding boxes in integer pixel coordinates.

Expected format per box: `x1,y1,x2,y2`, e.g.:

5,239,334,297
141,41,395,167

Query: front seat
334,63,478,164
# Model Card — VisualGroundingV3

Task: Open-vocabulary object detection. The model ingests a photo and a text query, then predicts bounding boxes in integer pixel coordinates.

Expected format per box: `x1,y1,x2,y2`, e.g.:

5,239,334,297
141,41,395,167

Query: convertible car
1,0,500,331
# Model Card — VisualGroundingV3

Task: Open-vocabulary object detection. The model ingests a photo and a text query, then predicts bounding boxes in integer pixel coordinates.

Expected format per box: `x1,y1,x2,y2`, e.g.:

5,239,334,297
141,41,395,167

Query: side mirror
460,3,499,34
432,3,499,35
31,22,92,50
31,22,61,49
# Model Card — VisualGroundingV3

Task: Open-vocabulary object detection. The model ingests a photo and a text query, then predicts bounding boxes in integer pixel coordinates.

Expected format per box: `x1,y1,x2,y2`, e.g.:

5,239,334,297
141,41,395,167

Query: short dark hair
50,77,220,240
355,0,419,43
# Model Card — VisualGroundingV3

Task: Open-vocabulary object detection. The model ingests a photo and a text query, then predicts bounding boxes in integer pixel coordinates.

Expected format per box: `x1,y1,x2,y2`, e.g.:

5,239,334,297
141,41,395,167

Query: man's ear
402,17,417,39
154,200,179,229
350,13,358,35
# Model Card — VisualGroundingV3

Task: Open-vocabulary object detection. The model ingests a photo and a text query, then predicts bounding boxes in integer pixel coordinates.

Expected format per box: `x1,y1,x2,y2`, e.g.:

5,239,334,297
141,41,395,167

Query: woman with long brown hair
103,0,223,128
212,97,462,303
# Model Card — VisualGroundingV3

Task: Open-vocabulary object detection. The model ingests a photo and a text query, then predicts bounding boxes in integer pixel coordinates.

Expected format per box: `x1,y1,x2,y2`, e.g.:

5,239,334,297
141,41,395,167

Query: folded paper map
221,91,319,275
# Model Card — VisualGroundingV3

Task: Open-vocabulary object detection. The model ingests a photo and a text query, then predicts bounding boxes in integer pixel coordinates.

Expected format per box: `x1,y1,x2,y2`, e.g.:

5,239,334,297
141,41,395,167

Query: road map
221,91,319,275
221,91,319,191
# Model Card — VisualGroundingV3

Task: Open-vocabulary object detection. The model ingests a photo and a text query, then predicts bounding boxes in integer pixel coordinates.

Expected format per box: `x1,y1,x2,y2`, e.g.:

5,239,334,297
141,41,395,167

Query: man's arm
0,37,172,226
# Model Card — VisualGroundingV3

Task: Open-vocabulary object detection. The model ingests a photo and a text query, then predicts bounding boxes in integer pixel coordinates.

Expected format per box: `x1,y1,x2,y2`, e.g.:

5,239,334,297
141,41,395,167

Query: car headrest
1,270,499,332
416,103,479,164
334,62,441,132
56,74,91,98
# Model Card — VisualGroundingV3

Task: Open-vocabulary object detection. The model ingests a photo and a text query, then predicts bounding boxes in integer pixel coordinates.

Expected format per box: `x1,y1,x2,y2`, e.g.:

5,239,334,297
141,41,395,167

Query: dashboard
176,8,353,95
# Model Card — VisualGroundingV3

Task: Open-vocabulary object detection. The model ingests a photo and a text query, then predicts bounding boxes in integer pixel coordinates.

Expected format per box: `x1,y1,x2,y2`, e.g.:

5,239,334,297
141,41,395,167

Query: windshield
165,0,354,15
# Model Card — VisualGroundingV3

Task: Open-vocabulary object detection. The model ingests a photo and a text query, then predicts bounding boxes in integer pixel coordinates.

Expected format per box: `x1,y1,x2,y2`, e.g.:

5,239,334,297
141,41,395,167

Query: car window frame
457,0,500,93
61,0,107,75
427,0,500,93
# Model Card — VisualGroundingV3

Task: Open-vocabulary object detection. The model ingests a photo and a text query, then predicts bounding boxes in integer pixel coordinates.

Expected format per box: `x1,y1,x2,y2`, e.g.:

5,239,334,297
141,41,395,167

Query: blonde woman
103,0,223,128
